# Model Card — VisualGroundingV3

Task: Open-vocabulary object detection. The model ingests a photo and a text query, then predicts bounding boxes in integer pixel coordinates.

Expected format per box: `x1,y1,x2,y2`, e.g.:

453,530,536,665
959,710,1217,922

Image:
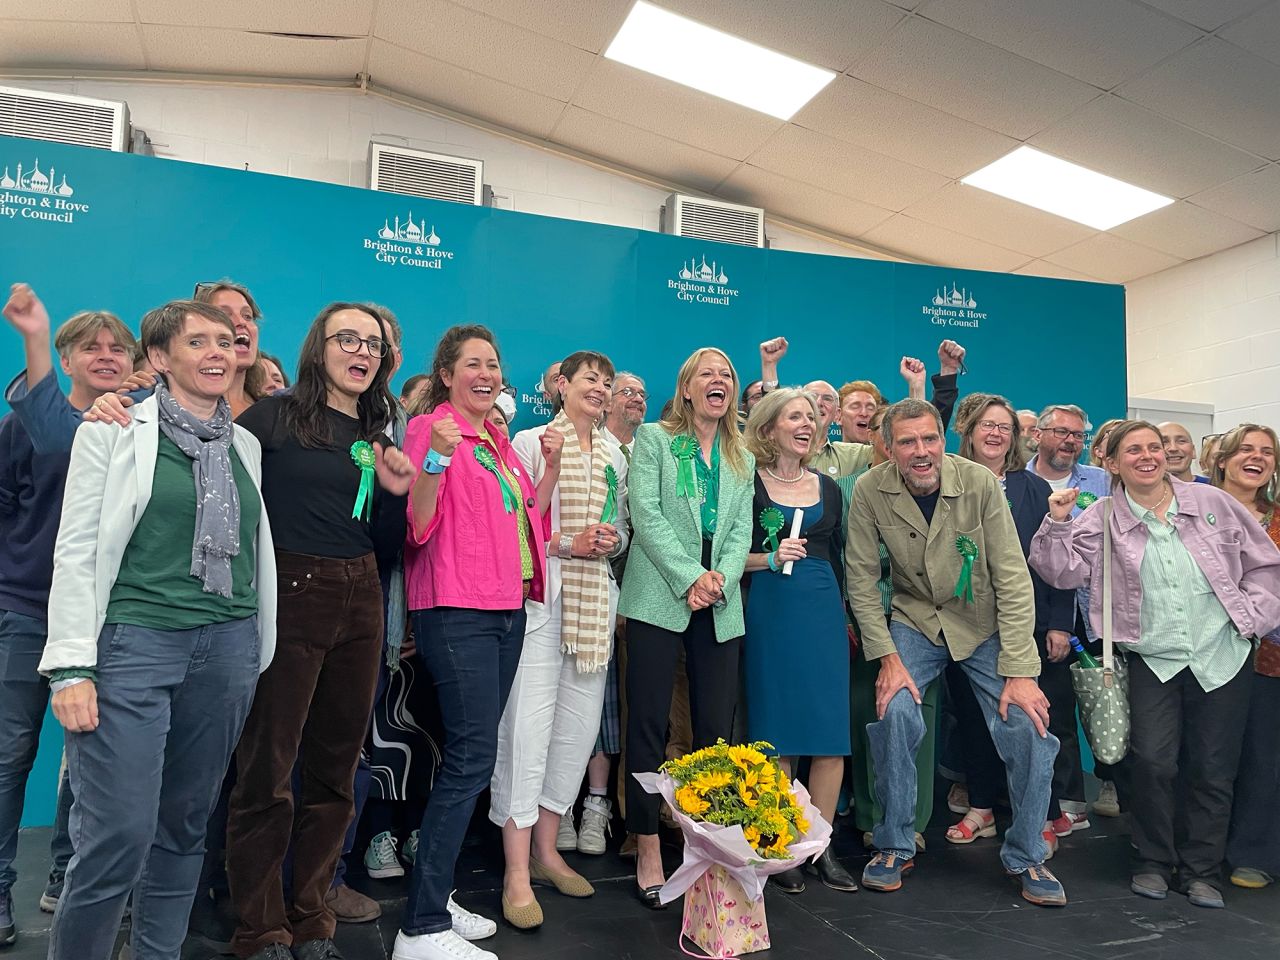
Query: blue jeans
868,623,1058,873
402,607,525,936
51,618,260,960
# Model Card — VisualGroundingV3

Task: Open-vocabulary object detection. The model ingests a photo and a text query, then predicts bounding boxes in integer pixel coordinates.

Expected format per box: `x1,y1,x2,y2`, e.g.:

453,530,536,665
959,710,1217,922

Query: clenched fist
1048,487,1079,522
431,416,463,457
541,425,565,470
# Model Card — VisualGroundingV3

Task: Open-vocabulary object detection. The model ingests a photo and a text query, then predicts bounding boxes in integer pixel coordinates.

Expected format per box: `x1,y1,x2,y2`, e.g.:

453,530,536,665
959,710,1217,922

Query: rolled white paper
782,508,804,576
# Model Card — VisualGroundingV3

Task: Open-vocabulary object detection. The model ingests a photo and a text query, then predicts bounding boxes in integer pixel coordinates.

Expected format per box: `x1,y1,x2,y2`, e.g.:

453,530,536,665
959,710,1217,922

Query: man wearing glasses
603,373,646,461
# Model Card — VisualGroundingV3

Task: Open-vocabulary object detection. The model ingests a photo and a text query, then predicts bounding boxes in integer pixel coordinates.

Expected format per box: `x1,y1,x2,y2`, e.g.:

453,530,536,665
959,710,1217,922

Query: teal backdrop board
0,134,1126,826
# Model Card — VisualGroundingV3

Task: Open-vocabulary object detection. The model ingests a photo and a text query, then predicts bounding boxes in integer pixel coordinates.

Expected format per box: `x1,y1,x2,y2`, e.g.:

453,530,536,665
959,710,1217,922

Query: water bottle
1070,637,1100,669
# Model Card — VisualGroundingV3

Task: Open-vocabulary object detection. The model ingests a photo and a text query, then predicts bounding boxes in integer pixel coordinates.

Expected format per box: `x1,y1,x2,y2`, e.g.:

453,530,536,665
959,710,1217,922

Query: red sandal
946,809,996,844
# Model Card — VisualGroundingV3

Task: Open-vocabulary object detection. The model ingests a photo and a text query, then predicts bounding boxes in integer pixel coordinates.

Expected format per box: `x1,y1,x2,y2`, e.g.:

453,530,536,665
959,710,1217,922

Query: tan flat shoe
502,892,544,930
529,857,595,898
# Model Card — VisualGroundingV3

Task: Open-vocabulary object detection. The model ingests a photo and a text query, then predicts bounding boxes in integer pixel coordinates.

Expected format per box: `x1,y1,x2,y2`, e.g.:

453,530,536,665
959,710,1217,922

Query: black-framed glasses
500,384,516,397
977,419,1013,435
618,386,647,400
1044,427,1089,442
326,333,388,358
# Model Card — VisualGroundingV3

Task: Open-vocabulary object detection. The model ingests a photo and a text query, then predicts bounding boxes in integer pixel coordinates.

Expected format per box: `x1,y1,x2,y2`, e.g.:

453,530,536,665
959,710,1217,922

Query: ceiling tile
655,0,905,72
1188,163,1280,232
1139,0,1271,31
747,124,949,210
448,0,631,53
792,75,1017,178
851,16,1101,139
717,164,896,238
860,214,1030,271
0,21,145,69
901,181,1098,258
0,0,132,21
134,0,375,34
1118,38,1280,160
550,106,742,195
921,0,1199,88
1013,259,1103,282
1045,233,1183,283
1220,3,1280,67
1110,200,1265,260
374,0,595,102
141,26,365,78
570,58,783,160
368,39,566,139
1030,94,1264,198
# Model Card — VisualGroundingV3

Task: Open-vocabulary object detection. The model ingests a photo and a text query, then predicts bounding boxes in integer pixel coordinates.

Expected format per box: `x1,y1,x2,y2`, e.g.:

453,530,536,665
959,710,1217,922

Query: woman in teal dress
742,388,855,893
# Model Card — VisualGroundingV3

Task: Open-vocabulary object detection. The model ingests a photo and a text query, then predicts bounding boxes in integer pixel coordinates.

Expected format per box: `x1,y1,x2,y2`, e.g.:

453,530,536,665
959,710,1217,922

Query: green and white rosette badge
759,506,785,553
953,535,979,604
671,434,698,498
350,440,376,521
475,445,518,513
1076,491,1099,510
601,464,619,524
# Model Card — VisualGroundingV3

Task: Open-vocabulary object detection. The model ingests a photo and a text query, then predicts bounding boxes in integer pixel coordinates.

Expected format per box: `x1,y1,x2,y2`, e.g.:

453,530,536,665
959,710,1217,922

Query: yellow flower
761,810,788,838
795,814,811,835
676,785,709,816
743,825,762,849
737,782,758,808
729,745,766,768
692,771,732,793
768,827,792,855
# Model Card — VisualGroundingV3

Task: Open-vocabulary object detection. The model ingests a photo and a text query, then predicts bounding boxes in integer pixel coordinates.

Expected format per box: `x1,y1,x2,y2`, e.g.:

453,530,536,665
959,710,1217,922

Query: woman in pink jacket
1029,420,1280,911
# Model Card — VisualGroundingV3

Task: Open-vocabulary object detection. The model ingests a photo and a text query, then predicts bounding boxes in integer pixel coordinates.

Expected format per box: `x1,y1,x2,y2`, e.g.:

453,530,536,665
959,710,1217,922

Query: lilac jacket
1029,478,1280,644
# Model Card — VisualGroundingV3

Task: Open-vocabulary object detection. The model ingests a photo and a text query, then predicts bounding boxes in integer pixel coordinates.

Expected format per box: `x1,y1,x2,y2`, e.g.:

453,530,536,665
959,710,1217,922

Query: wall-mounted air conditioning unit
369,141,485,206
661,193,765,248
0,85,131,152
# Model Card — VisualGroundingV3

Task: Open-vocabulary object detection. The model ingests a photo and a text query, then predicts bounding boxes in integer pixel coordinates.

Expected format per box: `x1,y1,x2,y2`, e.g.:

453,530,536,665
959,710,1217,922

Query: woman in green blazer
618,346,755,908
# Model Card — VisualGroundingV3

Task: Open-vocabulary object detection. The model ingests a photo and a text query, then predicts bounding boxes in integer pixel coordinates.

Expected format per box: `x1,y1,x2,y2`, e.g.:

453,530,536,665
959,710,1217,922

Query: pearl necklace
764,465,805,484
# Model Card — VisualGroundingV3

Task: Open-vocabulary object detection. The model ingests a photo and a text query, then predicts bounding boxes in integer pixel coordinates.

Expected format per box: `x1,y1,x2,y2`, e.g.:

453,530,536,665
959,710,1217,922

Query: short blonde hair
1089,418,1124,467
1212,423,1279,510
744,388,820,468
659,347,750,477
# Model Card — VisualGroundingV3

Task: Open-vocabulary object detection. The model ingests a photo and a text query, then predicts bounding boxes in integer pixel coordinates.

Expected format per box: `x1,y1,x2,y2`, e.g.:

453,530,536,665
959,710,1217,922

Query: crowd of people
1,279,1278,960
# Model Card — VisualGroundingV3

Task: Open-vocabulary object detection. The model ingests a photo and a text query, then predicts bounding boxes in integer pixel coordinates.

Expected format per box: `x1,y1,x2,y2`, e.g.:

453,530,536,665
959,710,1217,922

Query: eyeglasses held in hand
977,419,1013,435
326,333,388,358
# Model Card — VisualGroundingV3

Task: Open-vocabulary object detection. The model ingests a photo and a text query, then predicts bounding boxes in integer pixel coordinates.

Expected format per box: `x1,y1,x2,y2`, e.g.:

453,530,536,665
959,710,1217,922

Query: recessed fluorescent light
604,1,836,120
961,146,1174,231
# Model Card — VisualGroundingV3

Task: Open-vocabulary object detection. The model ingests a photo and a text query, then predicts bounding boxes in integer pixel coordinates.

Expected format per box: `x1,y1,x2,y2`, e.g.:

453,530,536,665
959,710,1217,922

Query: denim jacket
1029,479,1280,644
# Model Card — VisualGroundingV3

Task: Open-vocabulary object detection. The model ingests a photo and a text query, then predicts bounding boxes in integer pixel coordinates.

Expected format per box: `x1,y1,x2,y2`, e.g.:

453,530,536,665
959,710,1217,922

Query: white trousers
489,592,615,829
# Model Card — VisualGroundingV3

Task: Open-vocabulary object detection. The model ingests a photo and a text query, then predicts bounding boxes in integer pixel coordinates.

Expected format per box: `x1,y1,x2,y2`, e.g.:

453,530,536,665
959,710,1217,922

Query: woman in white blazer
488,351,629,930
40,300,276,960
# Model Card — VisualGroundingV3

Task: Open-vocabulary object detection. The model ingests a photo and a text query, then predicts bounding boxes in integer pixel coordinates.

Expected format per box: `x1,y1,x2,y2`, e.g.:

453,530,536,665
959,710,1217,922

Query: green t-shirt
106,435,260,630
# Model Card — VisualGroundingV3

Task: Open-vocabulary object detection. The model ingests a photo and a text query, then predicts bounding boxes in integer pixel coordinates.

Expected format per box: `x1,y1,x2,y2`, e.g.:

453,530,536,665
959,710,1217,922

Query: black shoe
291,940,344,960
805,850,859,892
245,945,293,960
771,866,806,894
636,884,667,910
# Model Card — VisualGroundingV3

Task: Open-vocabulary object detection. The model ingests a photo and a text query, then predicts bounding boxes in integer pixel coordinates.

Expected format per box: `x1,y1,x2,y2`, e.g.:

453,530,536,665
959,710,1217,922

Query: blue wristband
766,551,779,572
422,448,450,474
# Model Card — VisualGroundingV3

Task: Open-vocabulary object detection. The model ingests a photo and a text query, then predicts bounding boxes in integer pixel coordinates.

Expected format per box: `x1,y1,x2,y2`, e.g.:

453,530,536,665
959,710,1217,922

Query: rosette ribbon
758,506,785,553
349,441,376,521
474,445,518,513
1076,491,1099,510
601,464,619,524
953,535,979,604
671,434,698,498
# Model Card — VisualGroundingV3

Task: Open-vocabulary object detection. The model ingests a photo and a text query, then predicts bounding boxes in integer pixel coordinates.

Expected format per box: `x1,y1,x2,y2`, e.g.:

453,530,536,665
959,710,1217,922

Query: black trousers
1128,652,1254,888
624,606,741,836
1227,672,1280,874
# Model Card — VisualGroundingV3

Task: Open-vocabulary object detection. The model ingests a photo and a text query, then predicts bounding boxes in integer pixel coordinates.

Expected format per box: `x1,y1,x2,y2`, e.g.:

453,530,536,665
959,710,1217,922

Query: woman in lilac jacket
1029,420,1280,910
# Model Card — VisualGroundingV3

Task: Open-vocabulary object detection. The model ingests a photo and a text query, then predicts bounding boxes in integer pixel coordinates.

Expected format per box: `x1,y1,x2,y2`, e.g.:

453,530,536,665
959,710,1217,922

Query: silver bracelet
559,533,574,559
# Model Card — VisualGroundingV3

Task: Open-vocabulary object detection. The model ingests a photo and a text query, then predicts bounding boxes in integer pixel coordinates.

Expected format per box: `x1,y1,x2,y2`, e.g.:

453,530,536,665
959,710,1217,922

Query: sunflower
692,770,732,793
676,785,709,816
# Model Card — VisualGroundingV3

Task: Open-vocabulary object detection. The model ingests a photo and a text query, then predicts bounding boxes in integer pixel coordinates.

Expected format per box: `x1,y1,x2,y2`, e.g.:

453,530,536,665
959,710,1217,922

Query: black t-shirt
911,489,940,526
236,395,406,561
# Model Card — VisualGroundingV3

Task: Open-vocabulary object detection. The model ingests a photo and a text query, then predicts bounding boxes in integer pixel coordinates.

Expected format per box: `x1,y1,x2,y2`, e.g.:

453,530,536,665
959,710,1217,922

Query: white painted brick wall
1127,232,1280,431
8,79,872,262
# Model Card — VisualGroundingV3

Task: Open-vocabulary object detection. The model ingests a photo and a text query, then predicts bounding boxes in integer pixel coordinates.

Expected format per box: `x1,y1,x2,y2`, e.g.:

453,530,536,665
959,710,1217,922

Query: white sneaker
555,810,577,852
577,795,612,855
1091,781,1121,818
365,831,405,879
447,893,497,941
393,928,498,960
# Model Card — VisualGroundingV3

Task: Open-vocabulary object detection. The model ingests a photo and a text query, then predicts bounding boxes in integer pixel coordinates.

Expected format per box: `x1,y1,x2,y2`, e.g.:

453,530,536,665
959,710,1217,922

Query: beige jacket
845,454,1040,677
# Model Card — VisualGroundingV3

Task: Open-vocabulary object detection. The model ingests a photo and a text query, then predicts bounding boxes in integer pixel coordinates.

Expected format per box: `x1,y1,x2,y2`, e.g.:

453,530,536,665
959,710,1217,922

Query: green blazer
617,423,755,640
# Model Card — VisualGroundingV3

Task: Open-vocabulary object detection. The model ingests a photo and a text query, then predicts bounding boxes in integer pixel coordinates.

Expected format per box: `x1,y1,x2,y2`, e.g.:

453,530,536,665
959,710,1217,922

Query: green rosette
349,440,376,521
671,434,698,498
1076,491,1099,510
953,535,979,604
759,506,785,553
1006,497,1014,511
601,464,619,524
474,445,518,514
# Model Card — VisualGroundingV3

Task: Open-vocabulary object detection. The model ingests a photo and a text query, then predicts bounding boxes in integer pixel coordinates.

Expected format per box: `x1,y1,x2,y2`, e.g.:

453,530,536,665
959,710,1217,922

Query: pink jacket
1029,478,1280,643
403,403,547,611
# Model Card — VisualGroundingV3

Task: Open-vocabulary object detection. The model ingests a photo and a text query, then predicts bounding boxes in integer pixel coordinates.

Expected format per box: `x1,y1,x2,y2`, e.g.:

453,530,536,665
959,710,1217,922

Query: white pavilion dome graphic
678,255,728,285
378,213,440,245
1,159,74,196
932,283,977,309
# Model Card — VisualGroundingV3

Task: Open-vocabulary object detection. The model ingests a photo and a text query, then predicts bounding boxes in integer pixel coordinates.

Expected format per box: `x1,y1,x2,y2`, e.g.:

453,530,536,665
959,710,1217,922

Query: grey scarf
154,381,241,598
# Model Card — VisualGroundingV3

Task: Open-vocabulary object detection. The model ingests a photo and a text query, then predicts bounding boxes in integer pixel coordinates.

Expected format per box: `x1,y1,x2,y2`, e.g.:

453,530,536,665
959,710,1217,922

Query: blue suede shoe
861,852,913,892
1018,864,1067,906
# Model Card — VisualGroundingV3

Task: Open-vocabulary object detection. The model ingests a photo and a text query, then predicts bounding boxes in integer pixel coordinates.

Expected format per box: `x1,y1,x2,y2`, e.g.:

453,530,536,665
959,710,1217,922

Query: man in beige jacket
845,398,1065,907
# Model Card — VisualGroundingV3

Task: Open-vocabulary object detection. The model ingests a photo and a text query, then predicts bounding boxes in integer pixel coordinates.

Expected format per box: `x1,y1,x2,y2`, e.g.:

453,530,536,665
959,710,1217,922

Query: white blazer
511,424,630,634
40,395,277,676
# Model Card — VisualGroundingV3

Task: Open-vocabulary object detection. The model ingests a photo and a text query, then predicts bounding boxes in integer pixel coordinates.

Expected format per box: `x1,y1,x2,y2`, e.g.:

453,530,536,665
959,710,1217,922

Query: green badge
954,535,979,604
759,506,785,553
1207,513,1216,526
601,464,619,524
474,445,518,513
349,441,376,521
1076,491,1099,510
671,434,698,498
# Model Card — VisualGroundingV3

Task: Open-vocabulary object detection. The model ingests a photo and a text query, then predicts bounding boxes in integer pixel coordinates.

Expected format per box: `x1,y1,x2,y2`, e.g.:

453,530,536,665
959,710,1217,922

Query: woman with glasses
225,304,417,960
943,395,1079,853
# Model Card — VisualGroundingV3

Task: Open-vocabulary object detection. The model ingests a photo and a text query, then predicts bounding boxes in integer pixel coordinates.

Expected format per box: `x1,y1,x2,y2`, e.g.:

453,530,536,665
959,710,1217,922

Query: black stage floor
8,796,1279,960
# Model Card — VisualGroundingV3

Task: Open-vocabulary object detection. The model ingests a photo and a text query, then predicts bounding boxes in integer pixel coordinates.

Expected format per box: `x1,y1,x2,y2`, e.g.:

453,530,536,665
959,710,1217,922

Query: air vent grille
370,143,483,206
0,86,130,152
664,194,765,247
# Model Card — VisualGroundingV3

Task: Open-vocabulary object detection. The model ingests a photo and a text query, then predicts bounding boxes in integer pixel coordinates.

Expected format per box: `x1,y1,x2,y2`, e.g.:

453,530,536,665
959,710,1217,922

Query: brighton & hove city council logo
0,158,90,224
668,255,739,307
922,282,986,329
364,212,455,270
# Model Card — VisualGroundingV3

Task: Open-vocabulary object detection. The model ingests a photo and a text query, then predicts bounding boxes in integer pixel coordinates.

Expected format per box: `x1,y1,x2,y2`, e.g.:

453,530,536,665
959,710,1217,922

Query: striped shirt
1128,490,1251,692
